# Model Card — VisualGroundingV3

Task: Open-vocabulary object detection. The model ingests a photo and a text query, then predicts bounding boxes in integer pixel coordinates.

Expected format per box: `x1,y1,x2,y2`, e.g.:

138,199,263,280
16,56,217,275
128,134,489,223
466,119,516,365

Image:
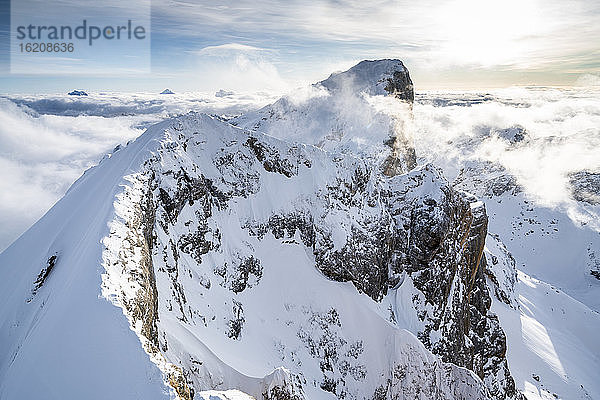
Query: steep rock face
100,113,518,399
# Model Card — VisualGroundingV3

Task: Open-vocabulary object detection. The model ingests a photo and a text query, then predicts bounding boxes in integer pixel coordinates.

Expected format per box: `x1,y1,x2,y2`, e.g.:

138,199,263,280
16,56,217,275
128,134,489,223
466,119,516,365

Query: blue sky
1,0,599,93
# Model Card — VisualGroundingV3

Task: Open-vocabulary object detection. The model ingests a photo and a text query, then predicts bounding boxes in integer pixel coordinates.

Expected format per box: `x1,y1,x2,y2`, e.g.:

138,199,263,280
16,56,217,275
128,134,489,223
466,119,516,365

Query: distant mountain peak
68,90,88,96
160,88,175,94
215,89,235,97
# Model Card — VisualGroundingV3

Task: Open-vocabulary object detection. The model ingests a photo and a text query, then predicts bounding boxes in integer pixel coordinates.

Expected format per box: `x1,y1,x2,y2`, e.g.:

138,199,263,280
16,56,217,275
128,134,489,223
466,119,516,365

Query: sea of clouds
0,91,277,251
413,87,600,228
0,86,598,251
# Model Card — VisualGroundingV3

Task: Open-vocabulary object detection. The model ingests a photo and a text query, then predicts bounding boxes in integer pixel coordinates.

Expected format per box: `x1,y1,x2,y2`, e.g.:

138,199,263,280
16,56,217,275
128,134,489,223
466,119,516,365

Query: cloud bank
1,87,598,251
0,92,275,252
413,87,600,228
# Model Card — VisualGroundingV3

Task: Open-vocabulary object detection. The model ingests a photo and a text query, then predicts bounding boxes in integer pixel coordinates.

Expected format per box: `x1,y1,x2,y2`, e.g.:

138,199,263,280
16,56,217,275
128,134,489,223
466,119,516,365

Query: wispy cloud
413,87,600,227
2,0,598,90
182,42,290,92
193,43,268,55
149,0,600,84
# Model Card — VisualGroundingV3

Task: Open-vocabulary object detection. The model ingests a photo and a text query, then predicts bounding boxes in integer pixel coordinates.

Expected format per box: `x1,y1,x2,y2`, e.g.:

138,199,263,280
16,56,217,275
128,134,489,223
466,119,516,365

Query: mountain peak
318,59,414,102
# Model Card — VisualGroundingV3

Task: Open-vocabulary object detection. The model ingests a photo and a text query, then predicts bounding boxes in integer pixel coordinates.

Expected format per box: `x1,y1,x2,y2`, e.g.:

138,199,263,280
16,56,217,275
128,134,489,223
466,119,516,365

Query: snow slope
492,270,600,400
0,126,171,399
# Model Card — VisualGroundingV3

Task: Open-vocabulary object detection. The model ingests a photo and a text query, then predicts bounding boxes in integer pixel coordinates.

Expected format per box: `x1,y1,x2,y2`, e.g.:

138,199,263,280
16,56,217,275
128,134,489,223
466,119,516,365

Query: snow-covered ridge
96,111,518,399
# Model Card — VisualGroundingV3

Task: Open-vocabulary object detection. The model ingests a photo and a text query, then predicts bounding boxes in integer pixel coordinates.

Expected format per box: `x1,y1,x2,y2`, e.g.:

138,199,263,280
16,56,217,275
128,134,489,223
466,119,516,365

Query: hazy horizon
1,0,599,93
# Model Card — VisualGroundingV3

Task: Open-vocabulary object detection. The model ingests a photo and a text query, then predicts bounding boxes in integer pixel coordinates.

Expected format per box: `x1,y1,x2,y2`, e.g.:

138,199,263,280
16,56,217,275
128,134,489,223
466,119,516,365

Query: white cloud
188,43,290,93
194,43,267,55
1,86,598,251
575,74,600,87
413,87,600,227
151,0,600,74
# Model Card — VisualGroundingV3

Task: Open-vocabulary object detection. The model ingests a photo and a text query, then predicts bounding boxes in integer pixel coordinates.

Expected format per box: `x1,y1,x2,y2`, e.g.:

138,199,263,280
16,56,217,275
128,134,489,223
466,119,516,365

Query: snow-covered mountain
0,60,598,400
233,59,417,176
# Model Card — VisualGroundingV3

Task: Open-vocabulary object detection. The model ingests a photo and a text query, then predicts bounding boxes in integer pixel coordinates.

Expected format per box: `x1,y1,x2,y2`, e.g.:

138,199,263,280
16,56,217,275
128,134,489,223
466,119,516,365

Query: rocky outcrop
28,253,58,302
569,170,600,205
318,59,414,102
305,163,520,399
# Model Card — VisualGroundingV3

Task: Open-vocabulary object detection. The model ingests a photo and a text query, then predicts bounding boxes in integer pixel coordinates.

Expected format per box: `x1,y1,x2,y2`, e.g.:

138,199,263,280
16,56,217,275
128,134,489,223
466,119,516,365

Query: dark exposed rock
314,222,392,301
245,136,311,178
263,385,304,400
588,246,600,281
228,300,245,340
28,253,58,301
297,307,367,397
569,170,600,205
214,150,261,197
214,256,263,294
245,211,316,249
384,69,415,103
178,219,221,265
158,170,229,223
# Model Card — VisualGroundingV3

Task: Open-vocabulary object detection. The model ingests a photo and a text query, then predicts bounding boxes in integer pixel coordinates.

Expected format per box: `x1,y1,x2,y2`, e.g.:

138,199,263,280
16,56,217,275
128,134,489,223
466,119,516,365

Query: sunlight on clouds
191,43,289,93
195,43,267,55
413,87,600,229
144,0,600,89
434,0,543,67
